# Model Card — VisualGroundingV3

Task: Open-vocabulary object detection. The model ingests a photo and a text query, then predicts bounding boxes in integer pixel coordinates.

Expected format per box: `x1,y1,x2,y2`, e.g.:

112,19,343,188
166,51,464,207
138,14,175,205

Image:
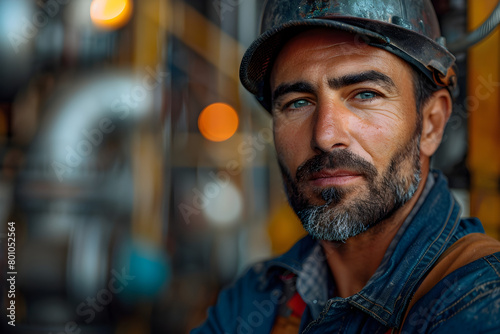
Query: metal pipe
448,0,500,54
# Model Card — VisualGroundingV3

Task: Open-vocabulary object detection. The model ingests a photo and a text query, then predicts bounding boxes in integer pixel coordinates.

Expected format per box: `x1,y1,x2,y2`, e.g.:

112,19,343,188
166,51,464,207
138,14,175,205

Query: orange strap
270,292,307,334
396,233,500,333
270,315,302,334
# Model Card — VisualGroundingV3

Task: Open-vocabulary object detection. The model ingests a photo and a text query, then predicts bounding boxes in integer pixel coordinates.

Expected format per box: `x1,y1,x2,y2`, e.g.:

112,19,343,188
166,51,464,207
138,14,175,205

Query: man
193,0,500,333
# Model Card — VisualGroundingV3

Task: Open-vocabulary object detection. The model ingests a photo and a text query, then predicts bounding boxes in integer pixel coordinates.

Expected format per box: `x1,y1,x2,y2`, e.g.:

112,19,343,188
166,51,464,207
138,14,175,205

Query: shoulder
191,236,317,333
190,260,279,334
403,239,500,333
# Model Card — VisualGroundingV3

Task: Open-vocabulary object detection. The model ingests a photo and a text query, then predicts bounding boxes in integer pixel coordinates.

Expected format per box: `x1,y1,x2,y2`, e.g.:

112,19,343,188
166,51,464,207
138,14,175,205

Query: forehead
279,28,366,56
270,28,413,86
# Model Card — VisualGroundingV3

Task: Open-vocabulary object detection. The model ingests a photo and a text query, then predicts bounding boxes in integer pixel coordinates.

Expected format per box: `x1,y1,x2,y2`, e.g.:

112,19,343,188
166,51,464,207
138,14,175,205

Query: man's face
270,29,422,242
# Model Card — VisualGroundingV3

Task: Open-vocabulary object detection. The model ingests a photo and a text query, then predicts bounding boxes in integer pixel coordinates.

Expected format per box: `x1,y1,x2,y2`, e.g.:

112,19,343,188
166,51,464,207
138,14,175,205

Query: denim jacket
193,171,500,333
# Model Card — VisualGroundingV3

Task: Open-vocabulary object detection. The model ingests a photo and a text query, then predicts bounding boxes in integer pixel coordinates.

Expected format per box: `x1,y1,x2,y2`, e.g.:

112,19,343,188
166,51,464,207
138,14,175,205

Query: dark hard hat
240,0,457,111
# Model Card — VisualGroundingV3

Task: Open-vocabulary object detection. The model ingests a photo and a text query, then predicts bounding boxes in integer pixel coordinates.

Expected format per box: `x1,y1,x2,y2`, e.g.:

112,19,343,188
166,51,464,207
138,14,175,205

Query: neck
320,168,430,298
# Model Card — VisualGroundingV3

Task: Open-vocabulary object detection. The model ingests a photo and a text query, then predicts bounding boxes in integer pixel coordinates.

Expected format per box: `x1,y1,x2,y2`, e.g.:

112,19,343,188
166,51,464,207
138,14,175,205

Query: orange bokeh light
90,0,133,30
198,103,239,142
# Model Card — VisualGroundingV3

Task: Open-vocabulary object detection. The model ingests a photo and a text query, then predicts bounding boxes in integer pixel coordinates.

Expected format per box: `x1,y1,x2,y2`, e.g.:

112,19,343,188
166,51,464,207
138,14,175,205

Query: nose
311,101,352,153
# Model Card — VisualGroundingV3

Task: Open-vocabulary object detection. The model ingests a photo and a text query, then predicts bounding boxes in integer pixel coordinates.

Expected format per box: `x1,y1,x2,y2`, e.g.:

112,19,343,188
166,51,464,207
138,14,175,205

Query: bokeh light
90,0,133,30
203,182,243,227
198,103,239,142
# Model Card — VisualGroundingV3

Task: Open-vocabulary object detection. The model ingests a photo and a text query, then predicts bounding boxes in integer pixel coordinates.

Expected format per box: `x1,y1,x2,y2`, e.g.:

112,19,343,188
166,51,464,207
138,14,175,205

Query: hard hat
240,0,457,111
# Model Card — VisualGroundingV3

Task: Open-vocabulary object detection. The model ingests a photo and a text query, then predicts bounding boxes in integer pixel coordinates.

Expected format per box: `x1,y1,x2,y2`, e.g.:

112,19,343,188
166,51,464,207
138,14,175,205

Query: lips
308,169,363,187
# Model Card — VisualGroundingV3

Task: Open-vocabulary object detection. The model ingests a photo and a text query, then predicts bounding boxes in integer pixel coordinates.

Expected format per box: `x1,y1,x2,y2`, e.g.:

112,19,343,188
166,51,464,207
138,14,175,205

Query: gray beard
279,133,421,242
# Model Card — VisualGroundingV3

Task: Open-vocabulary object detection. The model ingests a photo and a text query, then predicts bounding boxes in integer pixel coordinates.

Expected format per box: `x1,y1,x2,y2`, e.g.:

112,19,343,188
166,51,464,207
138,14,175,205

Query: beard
278,130,422,242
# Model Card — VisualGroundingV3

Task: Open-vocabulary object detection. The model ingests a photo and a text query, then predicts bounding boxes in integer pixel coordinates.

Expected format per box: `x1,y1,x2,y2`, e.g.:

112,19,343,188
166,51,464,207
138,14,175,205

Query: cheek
274,132,299,164
274,122,311,173
355,118,410,168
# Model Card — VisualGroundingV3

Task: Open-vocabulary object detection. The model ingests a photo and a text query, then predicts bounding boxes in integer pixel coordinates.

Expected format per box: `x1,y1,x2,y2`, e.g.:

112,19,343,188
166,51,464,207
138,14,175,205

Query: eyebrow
272,82,316,105
328,70,398,93
271,70,398,107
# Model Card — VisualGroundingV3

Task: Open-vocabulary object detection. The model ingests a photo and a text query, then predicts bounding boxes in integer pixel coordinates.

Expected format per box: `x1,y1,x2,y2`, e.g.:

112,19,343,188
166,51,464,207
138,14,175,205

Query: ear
419,89,452,157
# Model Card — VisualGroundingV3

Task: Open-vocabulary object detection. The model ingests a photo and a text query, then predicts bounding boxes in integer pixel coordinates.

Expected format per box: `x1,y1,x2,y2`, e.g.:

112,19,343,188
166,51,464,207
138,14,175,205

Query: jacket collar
349,170,463,326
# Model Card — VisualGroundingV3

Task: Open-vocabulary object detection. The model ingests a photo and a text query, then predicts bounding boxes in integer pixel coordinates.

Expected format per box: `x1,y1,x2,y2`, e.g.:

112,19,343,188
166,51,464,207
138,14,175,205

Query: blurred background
0,0,499,333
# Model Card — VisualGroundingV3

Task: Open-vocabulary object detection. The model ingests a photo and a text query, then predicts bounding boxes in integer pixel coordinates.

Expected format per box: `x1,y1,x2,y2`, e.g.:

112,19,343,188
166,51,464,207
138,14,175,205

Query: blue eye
289,99,311,109
355,91,378,100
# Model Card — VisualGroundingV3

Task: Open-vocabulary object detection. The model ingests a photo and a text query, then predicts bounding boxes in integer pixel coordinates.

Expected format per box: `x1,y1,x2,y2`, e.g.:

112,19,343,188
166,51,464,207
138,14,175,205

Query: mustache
295,150,378,183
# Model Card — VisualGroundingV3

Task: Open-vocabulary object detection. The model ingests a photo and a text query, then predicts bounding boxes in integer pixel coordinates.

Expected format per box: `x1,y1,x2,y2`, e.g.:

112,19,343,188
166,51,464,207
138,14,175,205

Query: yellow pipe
468,0,500,239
